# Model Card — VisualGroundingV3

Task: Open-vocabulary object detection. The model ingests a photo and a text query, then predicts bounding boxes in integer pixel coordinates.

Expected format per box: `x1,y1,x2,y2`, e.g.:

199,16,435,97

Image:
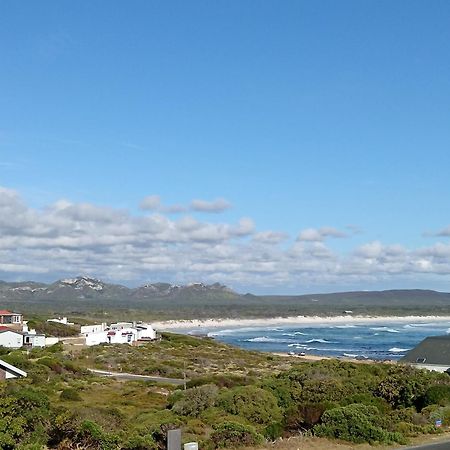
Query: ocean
178,318,450,361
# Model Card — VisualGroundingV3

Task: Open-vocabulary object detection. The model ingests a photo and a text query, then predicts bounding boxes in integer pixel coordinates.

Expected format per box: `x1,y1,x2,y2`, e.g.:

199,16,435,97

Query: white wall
86,331,108,346
81,324,106,335
110,322,133,331
0,331,23,348
108,328,137,344
46,337,59,346
137,324,157,340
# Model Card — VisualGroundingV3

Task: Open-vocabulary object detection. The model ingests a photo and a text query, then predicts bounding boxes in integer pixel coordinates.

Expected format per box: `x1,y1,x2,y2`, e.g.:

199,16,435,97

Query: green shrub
38,356,64,373
419,385,450,409
218,385,282,426
77,420,120,450
341,393,391,414
260,378,295,410
121,433,158,450
314,404,406,445
60,388,82,401
172,384,218,417
210,422,264,448
376,366,433,408
187,374,251,389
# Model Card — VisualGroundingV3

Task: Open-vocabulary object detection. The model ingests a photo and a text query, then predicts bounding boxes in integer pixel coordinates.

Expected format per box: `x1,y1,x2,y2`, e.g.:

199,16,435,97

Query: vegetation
1,334,450,449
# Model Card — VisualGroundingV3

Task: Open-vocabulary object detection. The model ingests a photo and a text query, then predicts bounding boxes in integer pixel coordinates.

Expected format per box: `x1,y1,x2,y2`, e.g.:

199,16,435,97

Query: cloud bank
1,186,450,291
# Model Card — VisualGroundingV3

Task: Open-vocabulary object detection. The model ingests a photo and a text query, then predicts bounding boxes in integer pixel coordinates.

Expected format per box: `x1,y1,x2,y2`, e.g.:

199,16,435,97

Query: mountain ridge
1,276,450,319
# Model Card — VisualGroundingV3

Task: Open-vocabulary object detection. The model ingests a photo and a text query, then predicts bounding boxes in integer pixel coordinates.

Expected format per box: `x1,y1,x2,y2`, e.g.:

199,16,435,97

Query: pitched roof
0,328,23,335
0,310,21,315
0,358,27,378
400,335,450,366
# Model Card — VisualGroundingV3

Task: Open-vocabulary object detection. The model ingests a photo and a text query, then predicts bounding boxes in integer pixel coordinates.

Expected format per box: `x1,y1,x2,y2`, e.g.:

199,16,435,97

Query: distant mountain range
1,276,450,319
0,276,236,302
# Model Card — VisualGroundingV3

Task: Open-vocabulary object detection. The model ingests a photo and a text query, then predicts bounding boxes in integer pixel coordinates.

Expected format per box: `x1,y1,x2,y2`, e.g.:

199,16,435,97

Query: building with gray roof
400,335,450,372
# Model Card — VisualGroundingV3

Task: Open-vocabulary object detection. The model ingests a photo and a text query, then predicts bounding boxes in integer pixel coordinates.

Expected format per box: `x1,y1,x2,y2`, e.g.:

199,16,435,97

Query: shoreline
152,314,450,331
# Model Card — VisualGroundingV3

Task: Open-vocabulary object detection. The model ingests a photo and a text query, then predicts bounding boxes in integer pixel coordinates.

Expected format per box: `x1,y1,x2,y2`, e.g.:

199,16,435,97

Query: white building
23,330,46,348
110,322,133,330
0,358,27,380
0,310,23,327
136,324,157,340
81,323,107,335
0,328,23,348
83,322,157,346
47,317,74,325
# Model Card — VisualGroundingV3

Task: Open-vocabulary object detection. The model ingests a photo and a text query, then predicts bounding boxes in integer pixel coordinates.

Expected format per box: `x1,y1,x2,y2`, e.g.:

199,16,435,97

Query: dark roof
0,358,27,377
401,335,450,365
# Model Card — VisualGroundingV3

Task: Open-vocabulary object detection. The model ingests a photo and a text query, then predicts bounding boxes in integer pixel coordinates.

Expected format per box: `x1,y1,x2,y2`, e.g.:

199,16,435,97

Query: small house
0,358,27,380
23,331,46,348
0,310,23,328
0,327,23,348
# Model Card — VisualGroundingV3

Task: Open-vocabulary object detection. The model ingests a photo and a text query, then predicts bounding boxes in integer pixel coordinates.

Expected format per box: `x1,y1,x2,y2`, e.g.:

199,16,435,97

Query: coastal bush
186,374,251,389
218,385,282,426
60,388,82,401
376,366,433,408
172,384,218,417
314,404,406,445
209,422,264,448
340,393,391,414
260,377,295,410
76,420,120,450
419,385,450,409
284,402,336,430
0,388,52,449
121,433,158,450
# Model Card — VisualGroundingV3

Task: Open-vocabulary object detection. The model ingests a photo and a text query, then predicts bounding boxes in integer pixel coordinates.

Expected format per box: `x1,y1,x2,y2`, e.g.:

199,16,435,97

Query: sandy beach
152,314,450,331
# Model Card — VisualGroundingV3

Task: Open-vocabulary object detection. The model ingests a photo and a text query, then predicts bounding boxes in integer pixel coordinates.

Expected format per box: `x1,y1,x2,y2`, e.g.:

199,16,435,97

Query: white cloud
190,198,232,213
1,186,450,290
297,227,347,242
435,226,450,237
140,195,161,210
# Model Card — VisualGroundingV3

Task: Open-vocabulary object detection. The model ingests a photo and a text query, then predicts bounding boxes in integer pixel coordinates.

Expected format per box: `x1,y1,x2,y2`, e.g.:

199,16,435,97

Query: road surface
405,438,450,449
88,368,187,385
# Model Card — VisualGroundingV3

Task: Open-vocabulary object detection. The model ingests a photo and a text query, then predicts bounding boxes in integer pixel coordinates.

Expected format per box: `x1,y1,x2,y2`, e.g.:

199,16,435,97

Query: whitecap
389,347,411,353
370,327,400,333
305,338,335,344
245,336,291,343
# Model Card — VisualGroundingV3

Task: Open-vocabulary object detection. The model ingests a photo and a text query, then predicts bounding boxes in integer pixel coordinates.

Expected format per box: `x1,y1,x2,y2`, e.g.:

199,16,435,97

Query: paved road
88,368,187,385
404,438,450,449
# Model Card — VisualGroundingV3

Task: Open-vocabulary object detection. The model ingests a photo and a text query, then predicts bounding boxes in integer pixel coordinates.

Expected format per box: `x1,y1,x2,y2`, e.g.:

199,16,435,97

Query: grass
74,332,293,379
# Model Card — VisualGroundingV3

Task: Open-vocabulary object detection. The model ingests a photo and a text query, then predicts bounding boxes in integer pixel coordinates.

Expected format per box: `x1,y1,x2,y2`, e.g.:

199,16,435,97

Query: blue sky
1,1,450,293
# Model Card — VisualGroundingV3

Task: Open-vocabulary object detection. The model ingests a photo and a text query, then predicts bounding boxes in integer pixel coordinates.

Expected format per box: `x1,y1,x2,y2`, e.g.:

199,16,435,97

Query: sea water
180,319,450,360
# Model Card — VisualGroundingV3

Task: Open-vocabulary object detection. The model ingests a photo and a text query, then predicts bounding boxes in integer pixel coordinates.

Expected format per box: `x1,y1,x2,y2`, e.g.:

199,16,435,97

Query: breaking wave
245,336,290,343
305,338,335,344
370,327,400,333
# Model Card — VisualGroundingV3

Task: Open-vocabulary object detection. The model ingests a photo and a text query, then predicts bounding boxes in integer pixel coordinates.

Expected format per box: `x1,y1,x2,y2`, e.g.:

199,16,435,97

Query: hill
1,276,450,320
